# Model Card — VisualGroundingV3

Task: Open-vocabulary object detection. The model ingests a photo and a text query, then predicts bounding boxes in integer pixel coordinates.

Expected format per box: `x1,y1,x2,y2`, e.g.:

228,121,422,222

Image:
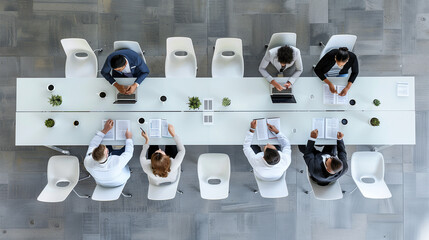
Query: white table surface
16,111,415,146
16,76,415,112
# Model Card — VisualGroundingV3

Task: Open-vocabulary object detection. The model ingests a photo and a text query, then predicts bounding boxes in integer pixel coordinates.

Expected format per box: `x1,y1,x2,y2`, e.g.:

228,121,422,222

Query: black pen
139,127,145,134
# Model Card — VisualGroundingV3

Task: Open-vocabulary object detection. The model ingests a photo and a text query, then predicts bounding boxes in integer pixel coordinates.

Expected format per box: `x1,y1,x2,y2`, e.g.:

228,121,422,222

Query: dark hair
151,152,171,178
335,47,349,62
277,45,294,64
264,148,280,165
329,156,343,173
110,55,126,69
92,145,106,162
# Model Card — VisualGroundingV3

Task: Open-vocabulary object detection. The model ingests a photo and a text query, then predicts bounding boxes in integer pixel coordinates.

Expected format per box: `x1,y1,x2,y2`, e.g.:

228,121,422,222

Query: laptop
270,85,297,103
113,89,138,104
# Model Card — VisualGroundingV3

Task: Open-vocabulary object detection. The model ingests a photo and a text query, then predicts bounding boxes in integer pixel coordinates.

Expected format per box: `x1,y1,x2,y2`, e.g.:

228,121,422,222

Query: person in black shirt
314,47,359,96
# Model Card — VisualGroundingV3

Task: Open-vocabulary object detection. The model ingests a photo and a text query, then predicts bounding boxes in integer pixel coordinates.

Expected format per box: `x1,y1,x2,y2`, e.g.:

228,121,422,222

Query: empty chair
165,37,197,78
38,155,89,202
254,171,288,198
147,168,182,201
305,167,343,200
91,183,131,201
319,34,357,59
212,38,244,78
61,38,98,78
197,153,230,200
351,151,392,199
113,40,146,63
266,32,297,50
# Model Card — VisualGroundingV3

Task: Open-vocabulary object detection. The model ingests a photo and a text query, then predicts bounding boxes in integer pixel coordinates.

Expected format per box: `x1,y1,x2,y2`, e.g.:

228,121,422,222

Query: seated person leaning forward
258,45,303,91
243,120,291,181
298,129,348,186
84,119,134,187
101,49,150,95
314,47,359,96
140,124,185,185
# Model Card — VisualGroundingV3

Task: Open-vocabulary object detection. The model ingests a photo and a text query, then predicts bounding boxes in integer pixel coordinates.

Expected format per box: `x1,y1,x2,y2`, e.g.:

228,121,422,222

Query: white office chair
91,183,132,201
212,38,244,78
319,34,357,59
147,168,182,200
197,153,230,200
266,32,297,50
351,151,392,199
305,167,343,200
253,171,288,198
165,37,197,78
37,155,89,202
60,38,98,78
113,40,146,63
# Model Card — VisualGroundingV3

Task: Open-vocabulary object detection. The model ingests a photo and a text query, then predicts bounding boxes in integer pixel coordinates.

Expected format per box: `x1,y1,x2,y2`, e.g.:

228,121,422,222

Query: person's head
110,55,127,71
277,45,294,66
325,156,343,174
263,144,280,165
335,47,349,68
151,149,171,178
92,144,108,163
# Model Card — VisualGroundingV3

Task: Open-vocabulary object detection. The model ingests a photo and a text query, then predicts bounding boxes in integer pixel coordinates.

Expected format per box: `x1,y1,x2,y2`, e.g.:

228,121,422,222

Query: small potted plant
373,99,381,106
222,97,231,107
370,117,380,127
45,118,55,128
48,95,62,107
188,96,201,110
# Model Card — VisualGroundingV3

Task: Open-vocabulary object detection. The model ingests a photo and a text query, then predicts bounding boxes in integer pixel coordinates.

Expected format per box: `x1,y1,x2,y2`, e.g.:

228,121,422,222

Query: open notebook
323,84,348,105
102,120,131,141
255,117,281,140
312,118,339,139
149,119,172,138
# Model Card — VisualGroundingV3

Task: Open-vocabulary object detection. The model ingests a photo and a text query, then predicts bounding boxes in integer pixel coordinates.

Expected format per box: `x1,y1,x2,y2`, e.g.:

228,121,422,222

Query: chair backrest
319,34,357,59
60,38,97,78
113,40,146,63
254,171,288,198
267,32,297,50
212,38,244,78
91,183,126,201
197,153,231,200
306,167,343,200
165,37,197,77
147,168,181,200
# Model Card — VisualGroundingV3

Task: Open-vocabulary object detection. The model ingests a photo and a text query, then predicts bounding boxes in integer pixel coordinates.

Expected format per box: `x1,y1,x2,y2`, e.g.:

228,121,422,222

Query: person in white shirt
84,119,134,187
259,45,303,91
140,124,185,185
243,120,291,181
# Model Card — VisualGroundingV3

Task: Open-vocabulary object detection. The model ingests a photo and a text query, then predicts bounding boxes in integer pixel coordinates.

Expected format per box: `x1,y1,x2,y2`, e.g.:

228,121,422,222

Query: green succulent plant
48,95,62,107
370,117,380,126
45,118,55,128
222,97,231,107
373,99,380,106
188,96,201,110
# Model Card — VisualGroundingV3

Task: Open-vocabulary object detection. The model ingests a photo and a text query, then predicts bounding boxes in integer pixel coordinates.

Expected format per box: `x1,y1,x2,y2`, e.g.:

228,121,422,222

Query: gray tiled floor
0,0,428,239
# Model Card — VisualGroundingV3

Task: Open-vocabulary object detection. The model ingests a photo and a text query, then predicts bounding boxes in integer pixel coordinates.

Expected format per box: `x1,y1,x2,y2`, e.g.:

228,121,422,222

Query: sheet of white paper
325,118,339,139
323,84,336,104
397,82,409,97
161,119,172,137
149,119,161,138
312,118,325,139
102,120,115,140
336,85,348,105
115,120,130,140
256,118,268,141
267,117,280,139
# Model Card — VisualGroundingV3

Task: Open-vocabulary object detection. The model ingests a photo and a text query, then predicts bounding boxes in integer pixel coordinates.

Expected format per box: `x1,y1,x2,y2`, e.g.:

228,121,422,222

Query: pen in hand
139,127,145,134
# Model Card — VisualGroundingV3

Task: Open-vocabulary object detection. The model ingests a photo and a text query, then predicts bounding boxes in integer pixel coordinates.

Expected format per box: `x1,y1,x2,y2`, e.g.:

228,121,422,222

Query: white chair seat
37,155,80,202
306,167,343,200
165,37,197,78
212,38,244,78
267,32,297,50
198,153,230,200
147,168,181,201
61,38,98,78
319,34,357,59
91,183,126,201
113,40,146,63
254,171,288,198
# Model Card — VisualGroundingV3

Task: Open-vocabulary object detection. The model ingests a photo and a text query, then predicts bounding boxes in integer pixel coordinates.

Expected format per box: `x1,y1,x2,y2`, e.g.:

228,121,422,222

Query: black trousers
298,145,336,156
147,145,178,158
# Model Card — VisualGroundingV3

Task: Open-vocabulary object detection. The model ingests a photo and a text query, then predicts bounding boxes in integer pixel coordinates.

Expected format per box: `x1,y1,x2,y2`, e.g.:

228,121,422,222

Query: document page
161,119,172,138
115,120,130,140
397,82,409,97
102,120,115,140
336,85,348,105
149,119,162,138
325,118,339,139
312,118,325,139
323,84,335,104
267,117,281,139
255,118,268,141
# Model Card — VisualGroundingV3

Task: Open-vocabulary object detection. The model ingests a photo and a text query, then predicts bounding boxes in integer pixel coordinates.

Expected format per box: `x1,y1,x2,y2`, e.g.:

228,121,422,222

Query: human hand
250,120,257,129
337,132,344,140
141,129,149,143
311,129,318,138
339,87,349,96
167,124,176,137
125,83,138,95
114,83,127,94
267,123,279,134
125,129,132,139
102,119,114,134
328,83,337,94
271,80,284,91
284,81,292,89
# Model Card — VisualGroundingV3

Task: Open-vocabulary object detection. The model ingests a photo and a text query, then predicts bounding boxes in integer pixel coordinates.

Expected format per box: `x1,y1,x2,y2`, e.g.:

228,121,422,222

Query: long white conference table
15,76,416,147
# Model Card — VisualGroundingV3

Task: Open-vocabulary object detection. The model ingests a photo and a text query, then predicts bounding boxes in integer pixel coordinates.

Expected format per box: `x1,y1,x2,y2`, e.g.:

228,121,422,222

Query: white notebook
255,117,281,140
312,118,339,139
101,120,130,141
323,84,348,105
149,119,172,138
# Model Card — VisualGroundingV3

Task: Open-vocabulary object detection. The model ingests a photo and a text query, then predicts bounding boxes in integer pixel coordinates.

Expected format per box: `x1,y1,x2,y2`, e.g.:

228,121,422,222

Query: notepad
255,117,281,140
312,118,339,139
149,119,172,138
323,84,348,105
102,120,131,141
397,82,409,97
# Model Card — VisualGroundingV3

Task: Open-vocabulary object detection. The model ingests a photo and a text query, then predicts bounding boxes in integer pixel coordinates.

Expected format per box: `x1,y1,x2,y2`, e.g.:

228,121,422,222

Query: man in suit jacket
101,49,150,95
299,129,348,186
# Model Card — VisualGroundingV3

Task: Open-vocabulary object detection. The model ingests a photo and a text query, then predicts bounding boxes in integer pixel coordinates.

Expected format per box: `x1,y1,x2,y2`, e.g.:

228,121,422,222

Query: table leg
371,145,393,152
44,145,70,155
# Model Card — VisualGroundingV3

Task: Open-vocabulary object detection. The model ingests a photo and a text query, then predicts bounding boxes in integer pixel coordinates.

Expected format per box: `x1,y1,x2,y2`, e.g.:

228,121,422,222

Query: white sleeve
86,131,105,156
275,132,291,169
116,139,134,169
258,51,274,83
243,130,259,169
287,49,303,85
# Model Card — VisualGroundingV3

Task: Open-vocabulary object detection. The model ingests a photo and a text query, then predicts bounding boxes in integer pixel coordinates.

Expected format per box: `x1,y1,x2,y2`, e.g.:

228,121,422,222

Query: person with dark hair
314,47,359,96
259,45,303,91
84,119,134,187
298,129,348,186
101,49,150,95
243,120,291,181
140,124,185,185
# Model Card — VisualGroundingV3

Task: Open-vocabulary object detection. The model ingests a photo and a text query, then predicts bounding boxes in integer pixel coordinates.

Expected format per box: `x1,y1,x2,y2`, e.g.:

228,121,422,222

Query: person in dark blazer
314,47,359,96
101,49,150,95
299,129,348,186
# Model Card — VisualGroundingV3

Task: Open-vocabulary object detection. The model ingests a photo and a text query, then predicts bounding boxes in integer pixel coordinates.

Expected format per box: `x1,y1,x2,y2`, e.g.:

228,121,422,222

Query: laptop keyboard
117,93,136,100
